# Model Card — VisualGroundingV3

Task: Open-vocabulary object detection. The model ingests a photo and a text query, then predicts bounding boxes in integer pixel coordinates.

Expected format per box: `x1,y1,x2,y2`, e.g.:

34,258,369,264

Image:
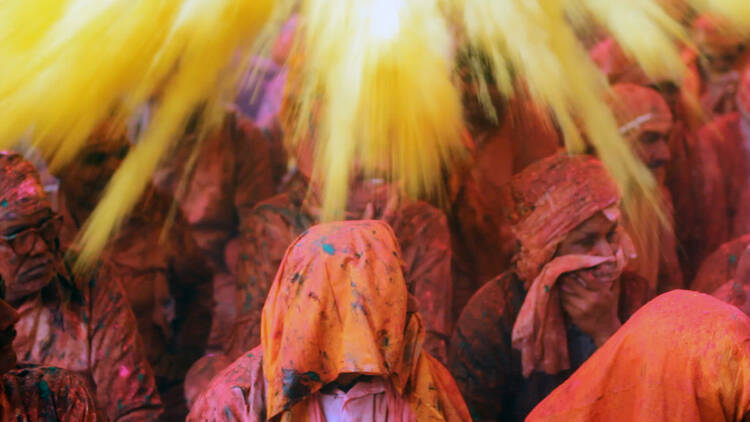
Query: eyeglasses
0,214,62,256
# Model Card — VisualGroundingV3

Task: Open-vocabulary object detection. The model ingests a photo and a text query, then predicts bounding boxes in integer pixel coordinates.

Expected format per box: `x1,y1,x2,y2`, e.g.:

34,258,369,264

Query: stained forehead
0,205,52,227
574,210,618,233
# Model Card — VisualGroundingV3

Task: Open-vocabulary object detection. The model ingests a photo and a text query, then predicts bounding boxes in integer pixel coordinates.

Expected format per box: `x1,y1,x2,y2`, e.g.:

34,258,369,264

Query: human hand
559,269,621,347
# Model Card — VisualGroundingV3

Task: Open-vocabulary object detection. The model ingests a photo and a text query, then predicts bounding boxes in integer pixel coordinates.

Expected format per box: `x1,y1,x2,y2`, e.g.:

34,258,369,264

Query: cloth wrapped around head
506,154,632,377
505,154,622,283
0,151,51,221
261,220,470,421
609,84,673,138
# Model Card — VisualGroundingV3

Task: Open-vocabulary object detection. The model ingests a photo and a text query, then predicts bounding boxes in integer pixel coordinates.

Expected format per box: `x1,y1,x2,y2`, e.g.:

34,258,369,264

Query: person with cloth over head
448,153,653,421
526,290,750,422
0,151,162,421
188,220,470,421
183,128,456,404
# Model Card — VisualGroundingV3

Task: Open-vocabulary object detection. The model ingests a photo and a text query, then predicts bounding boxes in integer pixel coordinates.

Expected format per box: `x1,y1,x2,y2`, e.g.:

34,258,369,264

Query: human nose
592,236,615,258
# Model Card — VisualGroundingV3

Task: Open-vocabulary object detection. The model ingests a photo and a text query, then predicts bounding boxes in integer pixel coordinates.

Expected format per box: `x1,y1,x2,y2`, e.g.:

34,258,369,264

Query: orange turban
0,151,51,221
261,220,470,421
609,84,673,138
505,154,621,283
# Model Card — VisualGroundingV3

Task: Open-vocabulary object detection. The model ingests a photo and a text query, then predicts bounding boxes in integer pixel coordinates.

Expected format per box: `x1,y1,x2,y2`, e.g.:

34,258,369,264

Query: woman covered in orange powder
187,221,470,421
527,290,750,422
448,153,653,421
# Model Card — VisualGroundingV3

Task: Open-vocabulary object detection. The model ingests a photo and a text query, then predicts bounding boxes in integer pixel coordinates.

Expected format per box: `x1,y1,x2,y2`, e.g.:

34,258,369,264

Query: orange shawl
527,290,750,421
261,220,469,421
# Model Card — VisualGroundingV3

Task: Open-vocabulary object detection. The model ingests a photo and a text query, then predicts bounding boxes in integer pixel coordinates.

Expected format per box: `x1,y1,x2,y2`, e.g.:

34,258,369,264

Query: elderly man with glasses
0,151,162,421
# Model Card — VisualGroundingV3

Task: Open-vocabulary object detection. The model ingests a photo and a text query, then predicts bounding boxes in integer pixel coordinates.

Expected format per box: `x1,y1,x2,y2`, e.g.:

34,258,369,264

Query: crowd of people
1,11,750,422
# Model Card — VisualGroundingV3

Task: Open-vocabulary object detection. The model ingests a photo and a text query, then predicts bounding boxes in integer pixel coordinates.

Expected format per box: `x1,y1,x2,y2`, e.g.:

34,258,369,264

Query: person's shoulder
246,192,305,227
398,199,447,221
692,234,750,293
456,271,523,331
697,112,741,140
619,271,657,319
188,346,266,422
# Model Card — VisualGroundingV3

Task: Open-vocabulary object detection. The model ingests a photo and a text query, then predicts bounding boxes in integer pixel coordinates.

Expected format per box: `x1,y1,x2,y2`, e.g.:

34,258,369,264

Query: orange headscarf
505,154,631,377
527,290,750,422
505,154,621,283
0,151,52,221
261,220,470,421
610,84,673,138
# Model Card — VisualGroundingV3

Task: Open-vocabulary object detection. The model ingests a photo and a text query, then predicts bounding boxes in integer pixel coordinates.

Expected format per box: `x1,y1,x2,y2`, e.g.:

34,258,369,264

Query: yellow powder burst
0,0,747,265
288,0,465,220
0,0,274,264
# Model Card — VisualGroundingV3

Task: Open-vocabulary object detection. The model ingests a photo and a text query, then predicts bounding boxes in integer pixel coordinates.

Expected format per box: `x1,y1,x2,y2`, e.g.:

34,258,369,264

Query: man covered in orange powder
188,221,471,421
0,151,162,421
152,110,275,273
526,290,750,422
590,36,721,283
693,65,750,243
53,122,212,419
449,66,561,321
0,274,99,421
609,83,683,293
692,14,749,117
448,154,653,421
152,110,274,350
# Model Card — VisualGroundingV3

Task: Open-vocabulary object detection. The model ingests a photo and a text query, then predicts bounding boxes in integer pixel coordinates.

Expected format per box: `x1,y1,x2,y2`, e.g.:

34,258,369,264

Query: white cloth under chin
312,377,415,422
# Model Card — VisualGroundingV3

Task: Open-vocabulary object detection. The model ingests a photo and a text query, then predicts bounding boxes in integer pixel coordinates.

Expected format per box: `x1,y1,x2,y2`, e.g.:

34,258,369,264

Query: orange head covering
261,220,470,421
505,153,621,283
739,66,750,118
609,84,673,139
590,38,650,86
527,290,750,422
0,151,51,222
693,14,748,59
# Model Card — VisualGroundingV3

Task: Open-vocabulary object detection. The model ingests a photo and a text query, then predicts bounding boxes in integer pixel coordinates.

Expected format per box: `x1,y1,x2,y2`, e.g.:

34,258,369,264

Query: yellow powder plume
0,0,274,264
0,0,748,265
290,0,465,220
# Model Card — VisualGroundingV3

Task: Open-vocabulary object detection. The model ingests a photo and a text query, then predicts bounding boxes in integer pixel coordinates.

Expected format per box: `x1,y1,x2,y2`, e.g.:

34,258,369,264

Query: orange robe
696,113,750,240
526,290,750,422
188,221,470,421
667,121,729,282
